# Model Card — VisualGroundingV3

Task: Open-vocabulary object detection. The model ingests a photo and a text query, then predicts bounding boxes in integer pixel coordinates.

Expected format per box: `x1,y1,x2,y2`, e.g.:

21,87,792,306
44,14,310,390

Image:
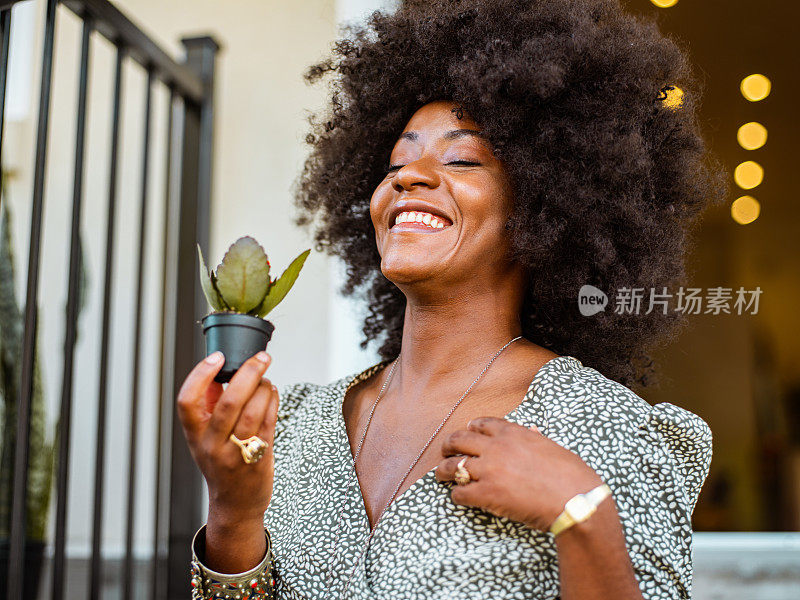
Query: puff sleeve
613,402,713,600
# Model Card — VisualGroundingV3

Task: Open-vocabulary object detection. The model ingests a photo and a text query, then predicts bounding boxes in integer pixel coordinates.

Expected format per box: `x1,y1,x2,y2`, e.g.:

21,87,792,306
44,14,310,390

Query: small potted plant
198,236,310,383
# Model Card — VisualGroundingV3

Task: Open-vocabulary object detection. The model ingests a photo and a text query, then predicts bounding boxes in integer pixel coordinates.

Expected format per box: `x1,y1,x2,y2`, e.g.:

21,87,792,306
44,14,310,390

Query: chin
380,256,439,285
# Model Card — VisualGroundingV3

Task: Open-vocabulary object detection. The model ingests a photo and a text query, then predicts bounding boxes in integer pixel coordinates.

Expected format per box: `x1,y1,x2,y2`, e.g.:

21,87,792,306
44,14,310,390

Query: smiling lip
389,200,453,229
389,220,450,233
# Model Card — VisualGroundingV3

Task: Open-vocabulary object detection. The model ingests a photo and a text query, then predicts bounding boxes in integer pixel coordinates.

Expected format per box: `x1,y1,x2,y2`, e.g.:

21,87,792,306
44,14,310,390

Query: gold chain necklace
327,335,523,597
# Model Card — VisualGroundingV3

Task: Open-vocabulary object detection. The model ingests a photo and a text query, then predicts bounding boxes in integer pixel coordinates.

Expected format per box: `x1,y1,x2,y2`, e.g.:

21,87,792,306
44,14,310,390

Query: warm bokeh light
734,160,764,189
651,0,679,7
737,122,768,150
661,86,684,110
740,74,771,101
731,195,761,225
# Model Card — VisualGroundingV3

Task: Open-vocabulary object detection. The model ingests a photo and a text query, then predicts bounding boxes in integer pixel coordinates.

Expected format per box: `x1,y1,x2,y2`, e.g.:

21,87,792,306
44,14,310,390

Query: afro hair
292,0,728,390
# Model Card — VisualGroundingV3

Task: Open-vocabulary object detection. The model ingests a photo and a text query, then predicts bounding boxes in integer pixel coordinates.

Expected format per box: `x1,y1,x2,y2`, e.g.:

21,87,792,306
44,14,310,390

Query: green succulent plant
197,236,310,318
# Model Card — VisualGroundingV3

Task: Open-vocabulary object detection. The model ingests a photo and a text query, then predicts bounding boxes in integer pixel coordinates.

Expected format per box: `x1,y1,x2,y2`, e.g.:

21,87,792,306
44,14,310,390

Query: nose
391,156,440,193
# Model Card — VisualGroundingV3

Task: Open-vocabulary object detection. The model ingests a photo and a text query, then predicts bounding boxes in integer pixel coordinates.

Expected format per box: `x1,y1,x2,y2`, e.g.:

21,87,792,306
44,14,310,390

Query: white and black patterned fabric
263,355,712,600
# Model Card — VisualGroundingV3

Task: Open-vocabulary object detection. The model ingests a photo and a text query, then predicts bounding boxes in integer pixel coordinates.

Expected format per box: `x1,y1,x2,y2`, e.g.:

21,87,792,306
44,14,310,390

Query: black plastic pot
0,539,45,600
201,312,275,383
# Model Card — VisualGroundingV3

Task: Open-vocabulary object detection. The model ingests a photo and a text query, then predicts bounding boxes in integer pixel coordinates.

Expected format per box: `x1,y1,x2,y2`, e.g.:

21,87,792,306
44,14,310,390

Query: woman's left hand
434,417,604,532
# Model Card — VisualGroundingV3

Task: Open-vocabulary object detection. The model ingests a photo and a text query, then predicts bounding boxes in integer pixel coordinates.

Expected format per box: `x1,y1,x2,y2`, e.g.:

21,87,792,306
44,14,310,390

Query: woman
178,1,727,598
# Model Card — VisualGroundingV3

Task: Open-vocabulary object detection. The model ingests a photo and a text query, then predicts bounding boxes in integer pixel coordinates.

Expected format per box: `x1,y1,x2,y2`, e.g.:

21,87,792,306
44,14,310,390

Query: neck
392,289,525,394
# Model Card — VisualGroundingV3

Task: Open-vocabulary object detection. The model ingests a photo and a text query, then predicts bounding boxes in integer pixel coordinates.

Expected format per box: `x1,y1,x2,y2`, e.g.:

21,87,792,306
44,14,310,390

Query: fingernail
256,351,269,363
205,351,223,365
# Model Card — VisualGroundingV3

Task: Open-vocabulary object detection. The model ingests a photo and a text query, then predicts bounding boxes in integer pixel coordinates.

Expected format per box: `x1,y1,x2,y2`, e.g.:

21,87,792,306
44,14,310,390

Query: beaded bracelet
190,524,276,599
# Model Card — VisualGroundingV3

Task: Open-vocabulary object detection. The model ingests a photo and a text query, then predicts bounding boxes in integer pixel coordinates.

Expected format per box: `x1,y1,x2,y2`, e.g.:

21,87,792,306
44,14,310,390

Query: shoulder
538,356,654,429
275,360,390,414
536,356,712,506
274,359,392,439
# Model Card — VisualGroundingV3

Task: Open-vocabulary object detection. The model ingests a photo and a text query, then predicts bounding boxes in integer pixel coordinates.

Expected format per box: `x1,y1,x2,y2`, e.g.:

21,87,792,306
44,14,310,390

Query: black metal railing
0,1,219,598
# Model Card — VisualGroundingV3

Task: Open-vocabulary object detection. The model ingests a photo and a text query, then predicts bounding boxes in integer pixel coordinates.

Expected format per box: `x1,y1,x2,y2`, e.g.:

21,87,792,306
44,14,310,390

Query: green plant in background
197,235,310,317
0,173,89,543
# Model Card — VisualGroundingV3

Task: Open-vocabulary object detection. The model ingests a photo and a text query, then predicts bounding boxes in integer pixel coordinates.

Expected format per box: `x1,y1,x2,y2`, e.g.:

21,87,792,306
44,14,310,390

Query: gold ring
454,456,471,486
229,434,269,464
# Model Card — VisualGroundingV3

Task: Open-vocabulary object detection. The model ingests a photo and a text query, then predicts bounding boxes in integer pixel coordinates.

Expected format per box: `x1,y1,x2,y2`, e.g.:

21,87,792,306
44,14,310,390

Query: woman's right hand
176,349,279,572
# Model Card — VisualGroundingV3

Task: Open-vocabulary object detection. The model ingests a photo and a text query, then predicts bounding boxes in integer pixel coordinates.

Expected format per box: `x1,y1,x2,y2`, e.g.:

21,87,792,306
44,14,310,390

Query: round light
651,0,679,7
734,161,764,189
661,86,684,110
737,122,768,150
731,195,760,225
740,74,771,102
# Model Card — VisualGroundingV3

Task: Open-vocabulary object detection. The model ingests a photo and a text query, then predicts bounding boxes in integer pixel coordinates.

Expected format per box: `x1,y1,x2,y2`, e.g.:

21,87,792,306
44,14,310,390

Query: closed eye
384,160,481,174
446,161,481,167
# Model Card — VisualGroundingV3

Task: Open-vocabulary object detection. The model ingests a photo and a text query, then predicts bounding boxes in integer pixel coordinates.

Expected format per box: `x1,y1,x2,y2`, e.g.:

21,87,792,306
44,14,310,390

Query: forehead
394,101,489,148
404,100,480,129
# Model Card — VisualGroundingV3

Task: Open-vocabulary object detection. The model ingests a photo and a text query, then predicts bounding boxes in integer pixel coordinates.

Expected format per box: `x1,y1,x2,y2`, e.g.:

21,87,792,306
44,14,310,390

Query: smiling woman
373,102,524,293
177,1,727,599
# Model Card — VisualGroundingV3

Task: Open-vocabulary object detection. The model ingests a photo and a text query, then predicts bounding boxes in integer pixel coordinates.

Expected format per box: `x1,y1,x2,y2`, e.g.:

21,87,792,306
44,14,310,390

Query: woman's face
370,100,517,291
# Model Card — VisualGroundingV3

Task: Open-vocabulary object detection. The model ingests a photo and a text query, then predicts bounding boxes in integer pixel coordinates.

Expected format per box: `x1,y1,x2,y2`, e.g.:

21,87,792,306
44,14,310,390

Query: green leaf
255,248,310,318
214,236,271,313
211,271,232,310
197,244,225,311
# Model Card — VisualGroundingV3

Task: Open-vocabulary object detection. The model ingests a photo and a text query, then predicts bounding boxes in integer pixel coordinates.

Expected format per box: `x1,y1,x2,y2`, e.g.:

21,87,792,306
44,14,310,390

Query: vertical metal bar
167,76,201,600
6,1,57,599
51,16,92,600
167,36,219,597
90,44,125,600
0,8,11,206
122,66,154,600
151,87,174,600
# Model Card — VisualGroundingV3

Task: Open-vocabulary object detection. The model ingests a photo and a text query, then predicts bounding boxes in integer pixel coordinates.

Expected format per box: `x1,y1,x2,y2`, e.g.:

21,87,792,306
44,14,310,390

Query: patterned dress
260,354,712,599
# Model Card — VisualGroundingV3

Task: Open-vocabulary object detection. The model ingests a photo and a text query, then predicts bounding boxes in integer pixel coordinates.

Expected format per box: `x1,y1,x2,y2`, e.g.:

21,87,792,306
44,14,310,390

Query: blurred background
0,0,797,598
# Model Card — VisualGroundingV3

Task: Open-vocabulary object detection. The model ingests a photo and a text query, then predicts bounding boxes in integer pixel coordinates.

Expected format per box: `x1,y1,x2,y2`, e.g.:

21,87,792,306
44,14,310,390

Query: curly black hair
292,0,728,390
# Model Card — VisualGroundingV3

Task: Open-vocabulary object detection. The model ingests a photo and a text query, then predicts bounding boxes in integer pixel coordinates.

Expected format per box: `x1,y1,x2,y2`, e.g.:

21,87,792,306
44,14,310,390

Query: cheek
455,173,512,229
369,195,383,230
459,197,509,240
370,183,393,227
460,169,510,210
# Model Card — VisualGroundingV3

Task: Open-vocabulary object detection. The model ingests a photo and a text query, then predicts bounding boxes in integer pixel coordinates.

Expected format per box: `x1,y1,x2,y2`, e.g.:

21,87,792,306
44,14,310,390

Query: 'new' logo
578,285,608,316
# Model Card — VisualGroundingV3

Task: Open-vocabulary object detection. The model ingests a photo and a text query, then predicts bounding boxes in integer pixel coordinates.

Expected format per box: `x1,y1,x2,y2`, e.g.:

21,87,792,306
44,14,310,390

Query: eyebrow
399,129,488,143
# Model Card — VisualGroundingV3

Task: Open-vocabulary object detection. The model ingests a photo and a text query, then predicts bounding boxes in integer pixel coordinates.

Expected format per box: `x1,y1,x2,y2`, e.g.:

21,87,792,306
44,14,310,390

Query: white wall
326,0,396,380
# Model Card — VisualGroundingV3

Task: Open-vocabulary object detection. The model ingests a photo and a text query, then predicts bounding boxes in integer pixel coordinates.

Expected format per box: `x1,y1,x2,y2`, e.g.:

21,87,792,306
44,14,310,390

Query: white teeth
393,210,450,228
